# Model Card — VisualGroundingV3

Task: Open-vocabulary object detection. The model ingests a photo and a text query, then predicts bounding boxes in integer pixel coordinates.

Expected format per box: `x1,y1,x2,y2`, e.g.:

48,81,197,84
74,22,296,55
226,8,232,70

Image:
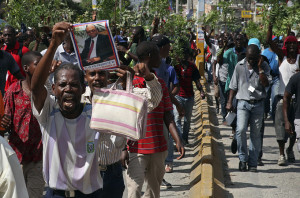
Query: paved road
208,85,300,198
122,117,198,198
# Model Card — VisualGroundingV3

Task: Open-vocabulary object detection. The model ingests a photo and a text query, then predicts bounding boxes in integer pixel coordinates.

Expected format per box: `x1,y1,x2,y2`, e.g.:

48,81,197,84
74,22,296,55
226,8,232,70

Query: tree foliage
4,0,73,30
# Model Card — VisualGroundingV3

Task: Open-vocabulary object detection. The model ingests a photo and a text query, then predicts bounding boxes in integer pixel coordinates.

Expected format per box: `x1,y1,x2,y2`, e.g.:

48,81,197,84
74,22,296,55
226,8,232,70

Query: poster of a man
71,20,120,70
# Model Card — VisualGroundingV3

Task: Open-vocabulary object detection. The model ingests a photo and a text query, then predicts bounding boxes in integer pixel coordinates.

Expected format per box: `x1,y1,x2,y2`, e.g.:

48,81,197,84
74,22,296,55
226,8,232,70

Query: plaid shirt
175,61,201,98
3,81,42,163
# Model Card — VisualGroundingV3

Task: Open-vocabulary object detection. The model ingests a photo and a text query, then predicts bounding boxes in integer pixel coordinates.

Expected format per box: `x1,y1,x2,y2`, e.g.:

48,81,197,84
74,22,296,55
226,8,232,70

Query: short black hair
3,25,16,34
246,44,260,54
136,41,159,61
21,51,42,67
54,63,85,86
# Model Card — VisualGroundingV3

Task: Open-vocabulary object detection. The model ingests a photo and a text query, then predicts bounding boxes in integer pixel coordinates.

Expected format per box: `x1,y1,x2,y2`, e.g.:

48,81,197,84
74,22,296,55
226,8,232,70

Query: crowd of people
0,14,299,198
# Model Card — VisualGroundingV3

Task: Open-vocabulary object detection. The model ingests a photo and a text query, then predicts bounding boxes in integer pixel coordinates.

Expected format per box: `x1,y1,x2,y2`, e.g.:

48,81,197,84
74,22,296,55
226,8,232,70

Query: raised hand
51,22,73,47
133,62,154,81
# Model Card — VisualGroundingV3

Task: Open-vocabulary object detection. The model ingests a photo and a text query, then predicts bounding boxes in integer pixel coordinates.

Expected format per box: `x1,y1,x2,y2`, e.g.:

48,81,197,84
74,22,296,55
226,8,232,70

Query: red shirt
3,81,42,163
175,61,201,98
2,42,30,92
128,77,172,154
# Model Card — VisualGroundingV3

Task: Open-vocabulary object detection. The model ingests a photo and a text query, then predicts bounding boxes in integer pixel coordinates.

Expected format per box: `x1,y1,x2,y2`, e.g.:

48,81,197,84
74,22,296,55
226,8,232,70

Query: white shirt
278,55,300,95
32,91,103,194
0,136,29,198
81,74,163,165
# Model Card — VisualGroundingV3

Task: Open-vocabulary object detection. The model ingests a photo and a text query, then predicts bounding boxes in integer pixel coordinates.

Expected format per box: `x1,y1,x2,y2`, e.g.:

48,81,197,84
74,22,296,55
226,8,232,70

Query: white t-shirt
278,55,300,95
0,136,29,198
32,91,103,194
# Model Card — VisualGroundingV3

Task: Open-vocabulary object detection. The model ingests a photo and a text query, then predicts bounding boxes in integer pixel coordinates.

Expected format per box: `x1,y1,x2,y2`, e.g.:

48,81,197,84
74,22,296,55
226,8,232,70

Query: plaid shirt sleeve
3,85,14,130
133,74,163,112
160,79,173,112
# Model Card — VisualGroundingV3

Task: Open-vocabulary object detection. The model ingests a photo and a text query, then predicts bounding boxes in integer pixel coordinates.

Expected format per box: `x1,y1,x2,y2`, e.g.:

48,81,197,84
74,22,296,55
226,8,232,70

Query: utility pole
176,0,179,14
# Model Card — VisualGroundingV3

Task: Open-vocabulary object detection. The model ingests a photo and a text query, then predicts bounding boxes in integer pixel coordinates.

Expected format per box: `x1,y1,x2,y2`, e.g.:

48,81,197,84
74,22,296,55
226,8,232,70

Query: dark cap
151,34,173,47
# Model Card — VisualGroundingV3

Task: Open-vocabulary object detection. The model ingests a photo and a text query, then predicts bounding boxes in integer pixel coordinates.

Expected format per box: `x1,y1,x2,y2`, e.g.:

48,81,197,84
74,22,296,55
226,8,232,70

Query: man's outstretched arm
31,22,72,113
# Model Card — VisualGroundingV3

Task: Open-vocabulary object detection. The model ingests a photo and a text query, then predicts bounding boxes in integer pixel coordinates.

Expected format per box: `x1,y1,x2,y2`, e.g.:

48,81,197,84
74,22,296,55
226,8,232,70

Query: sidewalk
209,84,300,198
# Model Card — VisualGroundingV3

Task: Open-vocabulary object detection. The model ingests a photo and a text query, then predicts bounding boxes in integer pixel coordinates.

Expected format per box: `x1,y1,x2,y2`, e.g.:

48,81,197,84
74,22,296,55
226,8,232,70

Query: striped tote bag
90,72,148,140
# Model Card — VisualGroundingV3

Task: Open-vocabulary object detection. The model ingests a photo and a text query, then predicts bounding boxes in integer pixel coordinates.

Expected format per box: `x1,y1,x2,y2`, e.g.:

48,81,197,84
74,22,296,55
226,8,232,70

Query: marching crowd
0,15,299,198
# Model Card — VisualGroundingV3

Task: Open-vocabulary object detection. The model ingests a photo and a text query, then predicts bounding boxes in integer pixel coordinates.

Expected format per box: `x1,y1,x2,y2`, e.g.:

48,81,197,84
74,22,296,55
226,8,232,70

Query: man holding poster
80,24,113,66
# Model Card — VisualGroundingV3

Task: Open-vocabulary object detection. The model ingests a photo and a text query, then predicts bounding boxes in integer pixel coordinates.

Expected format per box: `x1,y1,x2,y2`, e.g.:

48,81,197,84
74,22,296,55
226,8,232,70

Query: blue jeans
236,100,264,167
99,162,125,198
206,62,213,82
270,76,279,118
174,95,194,141
44,188,101,198
219,81,228,120
165,120,181,163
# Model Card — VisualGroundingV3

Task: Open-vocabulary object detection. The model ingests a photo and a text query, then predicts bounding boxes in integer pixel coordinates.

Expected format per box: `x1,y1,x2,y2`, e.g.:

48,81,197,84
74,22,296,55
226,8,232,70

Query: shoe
231,138,237,154
248,166,257,172
278,155,287,166
165,164,173,173
286,148,295,163
239,161,247,172
257,158,264,166
161,179,172,189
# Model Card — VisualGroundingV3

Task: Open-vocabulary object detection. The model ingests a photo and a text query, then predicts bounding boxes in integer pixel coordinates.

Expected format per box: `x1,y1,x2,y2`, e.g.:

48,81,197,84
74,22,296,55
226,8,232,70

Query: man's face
52,69,85,116
26,30,35,42
3,28,16,47
25,56,42,77
86,25,98,38
131,29,139,43
149,48,161,68
85,69,108,93
246,48,260,68
286,41,298,53
235,35,244,49
218,38,224,48
160,43,171,58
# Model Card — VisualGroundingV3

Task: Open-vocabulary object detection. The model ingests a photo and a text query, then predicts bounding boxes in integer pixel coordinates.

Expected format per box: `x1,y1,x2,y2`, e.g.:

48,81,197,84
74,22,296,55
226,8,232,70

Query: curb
190,80,214,198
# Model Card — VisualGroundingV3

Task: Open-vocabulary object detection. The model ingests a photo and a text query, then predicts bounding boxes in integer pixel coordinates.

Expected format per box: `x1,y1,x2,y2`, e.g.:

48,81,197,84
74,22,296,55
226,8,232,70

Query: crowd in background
0,16,299,198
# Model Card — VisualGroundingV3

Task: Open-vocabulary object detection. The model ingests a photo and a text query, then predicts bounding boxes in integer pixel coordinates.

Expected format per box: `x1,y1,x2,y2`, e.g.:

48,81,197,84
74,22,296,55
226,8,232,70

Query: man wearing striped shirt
31,22,103,197
122,41,185,198
83,66,163,198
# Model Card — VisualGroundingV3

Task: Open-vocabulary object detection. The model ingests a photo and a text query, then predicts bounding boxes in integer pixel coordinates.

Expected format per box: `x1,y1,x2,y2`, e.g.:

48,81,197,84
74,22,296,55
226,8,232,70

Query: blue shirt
262,48,279,76
54,44,78,65
153,59,178,89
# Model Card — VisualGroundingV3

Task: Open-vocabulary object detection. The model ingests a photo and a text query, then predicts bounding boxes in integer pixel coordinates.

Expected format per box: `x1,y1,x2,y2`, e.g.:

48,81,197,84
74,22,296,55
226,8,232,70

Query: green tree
4,0,73,30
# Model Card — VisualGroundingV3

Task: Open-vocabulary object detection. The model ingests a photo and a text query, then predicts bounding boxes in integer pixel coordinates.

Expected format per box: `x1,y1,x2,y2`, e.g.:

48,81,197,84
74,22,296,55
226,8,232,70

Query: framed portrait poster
70,20,120,70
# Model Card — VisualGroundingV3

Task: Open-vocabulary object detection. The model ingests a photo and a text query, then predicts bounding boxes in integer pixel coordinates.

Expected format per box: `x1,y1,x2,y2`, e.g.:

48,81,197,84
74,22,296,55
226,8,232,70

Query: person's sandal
165,164,173,173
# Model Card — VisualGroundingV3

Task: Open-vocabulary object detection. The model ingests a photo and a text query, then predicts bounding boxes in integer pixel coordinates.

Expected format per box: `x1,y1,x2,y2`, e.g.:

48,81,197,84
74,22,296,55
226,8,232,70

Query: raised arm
31,22,72,113
203,27,213,48
267,24,284,62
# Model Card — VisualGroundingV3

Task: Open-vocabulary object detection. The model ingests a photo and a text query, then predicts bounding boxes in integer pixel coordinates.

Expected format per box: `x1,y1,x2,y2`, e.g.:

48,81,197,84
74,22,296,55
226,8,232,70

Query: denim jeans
174,95,194,141
99,162,125,198
270,76,279,118
236,100,264,167
219,81,228,120
206,62,213,82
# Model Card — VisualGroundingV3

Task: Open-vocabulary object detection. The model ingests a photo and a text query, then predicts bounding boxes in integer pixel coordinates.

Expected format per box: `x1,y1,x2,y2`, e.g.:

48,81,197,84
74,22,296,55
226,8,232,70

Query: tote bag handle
110,71,133,93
